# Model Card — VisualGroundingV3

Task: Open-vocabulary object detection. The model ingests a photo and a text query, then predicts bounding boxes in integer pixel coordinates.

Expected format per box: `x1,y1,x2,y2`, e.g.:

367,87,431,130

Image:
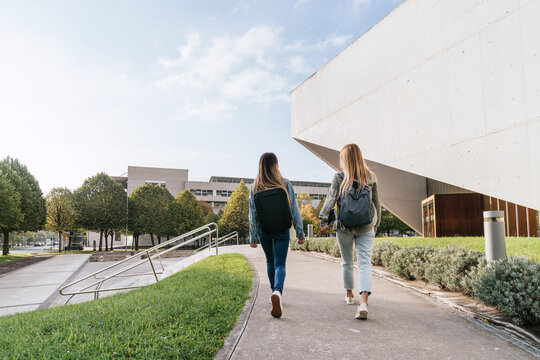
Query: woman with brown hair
249,152,305,318
319,144,381,320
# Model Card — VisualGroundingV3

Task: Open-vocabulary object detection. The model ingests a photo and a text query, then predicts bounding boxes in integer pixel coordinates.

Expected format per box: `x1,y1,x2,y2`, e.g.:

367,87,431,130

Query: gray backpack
336,172,374,228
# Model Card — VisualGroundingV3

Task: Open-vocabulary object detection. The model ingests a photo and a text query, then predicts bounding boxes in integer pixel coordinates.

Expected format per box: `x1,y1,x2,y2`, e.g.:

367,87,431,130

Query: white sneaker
270,291,282,318
345,296,354,305
355,303,368,320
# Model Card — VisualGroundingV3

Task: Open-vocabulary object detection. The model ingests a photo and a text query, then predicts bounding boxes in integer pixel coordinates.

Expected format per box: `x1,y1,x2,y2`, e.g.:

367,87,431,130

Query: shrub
424,246,483,292
328,239,341,257
372,242,401,267
459,256,486,296
307,238,321,252
473,257,540,325
289,237,299,250
318,238,333,254
388,246,436,280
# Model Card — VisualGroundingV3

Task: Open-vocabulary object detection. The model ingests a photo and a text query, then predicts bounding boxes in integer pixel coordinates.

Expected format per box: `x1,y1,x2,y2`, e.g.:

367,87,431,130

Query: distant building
115,166,330,213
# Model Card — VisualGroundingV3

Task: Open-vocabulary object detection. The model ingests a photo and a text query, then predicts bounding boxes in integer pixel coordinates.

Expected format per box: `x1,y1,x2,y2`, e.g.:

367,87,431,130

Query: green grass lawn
0,253,33,264
375,236,540,261
0,253,252,360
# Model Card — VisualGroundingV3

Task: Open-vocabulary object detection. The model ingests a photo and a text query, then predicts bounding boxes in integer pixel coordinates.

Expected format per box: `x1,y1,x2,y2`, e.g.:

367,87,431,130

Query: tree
74,173,126,251
175,190,204,235
377,208,413,236
0,157,46,255
315,195,326,216
198,200,219,225
0,169,23,255
300,203,320,235
128,184,172,248
45,188,76,253
297,193,313,207
218,181,249,238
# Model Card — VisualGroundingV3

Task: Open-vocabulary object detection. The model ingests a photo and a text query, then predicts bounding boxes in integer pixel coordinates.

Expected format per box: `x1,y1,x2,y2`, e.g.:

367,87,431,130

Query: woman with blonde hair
249,152,305,318
319,144,381,319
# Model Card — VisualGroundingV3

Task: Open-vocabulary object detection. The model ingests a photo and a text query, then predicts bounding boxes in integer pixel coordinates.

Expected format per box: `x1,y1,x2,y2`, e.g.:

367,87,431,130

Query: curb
214,255,260,360
297,250,540,357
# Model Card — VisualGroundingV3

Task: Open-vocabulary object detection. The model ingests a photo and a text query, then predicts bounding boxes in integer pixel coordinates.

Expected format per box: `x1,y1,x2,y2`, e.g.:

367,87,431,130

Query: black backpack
337,173,373,228
254,188,292,233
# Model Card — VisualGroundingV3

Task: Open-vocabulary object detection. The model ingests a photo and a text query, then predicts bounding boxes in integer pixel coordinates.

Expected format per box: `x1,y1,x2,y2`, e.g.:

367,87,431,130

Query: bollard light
483,211,506,262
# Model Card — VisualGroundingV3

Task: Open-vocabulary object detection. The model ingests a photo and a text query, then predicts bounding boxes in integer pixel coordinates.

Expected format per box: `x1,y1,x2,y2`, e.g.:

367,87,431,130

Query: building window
190,189,213,196
310,194,325,200
145,180,166,187
216,190,233,197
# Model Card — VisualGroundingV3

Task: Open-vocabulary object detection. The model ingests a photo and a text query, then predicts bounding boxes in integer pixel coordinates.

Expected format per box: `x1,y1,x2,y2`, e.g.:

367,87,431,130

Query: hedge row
290,238,539,326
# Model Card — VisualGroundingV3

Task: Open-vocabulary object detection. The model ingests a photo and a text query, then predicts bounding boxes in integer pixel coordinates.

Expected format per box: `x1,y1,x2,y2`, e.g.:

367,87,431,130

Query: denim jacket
249,179,305,243
319,173,381,235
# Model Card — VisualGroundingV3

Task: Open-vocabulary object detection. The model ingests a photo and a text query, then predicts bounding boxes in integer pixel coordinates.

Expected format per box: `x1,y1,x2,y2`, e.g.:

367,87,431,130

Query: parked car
65,243,84,251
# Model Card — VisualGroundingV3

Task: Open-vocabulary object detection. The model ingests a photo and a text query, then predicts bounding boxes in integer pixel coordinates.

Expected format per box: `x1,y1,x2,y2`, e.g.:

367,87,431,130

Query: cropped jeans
336,229,375,294
259,229,290,294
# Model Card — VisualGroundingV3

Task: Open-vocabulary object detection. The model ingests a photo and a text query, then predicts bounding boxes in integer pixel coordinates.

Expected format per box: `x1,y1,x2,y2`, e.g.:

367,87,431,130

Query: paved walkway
223,246,535,360
0,254,90,316
0,253,197,315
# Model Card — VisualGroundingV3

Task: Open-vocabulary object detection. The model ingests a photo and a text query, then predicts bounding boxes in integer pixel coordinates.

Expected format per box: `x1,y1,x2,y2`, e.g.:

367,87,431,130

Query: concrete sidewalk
0,254,90,316
0,251,202,315
223,246,535,360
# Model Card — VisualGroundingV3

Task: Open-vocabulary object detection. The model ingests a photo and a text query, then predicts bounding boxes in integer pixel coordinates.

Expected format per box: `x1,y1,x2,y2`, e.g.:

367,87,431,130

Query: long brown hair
253,152,290,205
339,144,374,196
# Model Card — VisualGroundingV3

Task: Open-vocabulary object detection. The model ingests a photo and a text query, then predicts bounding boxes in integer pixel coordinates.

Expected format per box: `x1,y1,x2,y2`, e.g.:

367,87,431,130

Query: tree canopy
128,184,173,247
218,181,249,238
0,169,23,247
174,190,205,235
297,193,314,207
74,173,126,250
45,188,76,252
300,203,320,235
0,157,45,255
377,208,413,235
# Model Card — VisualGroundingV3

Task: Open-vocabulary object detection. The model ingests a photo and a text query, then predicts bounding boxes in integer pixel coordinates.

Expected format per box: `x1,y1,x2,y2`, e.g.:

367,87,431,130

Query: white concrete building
120,166,330,213
291,0,539,236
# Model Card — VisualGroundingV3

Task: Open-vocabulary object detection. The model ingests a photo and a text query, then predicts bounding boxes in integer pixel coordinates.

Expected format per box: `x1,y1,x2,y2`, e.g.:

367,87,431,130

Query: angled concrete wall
291,0,540,231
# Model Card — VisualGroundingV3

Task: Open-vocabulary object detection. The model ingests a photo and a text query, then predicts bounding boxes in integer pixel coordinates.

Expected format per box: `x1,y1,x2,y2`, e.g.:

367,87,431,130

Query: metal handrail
59,223,218,303
196,231,238,252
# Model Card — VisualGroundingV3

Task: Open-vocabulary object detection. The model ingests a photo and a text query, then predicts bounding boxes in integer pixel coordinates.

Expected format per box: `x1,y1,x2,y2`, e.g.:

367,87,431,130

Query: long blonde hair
339,144,374,196
253,152,290,205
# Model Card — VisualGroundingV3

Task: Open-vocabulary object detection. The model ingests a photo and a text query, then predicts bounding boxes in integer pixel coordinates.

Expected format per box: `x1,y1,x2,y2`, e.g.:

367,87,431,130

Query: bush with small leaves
372,242,401,267
424,246,483,292
328,239,341,257
289,237,299,250
473,257,540,326
307,238,321,252
389,246,436,280
459,255,486,296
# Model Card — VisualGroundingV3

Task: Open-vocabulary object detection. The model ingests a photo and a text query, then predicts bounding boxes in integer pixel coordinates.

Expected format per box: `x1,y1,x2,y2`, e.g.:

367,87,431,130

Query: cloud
180,99,237,124
350,0,374,16
230,0,250,16
156,26,353,123
294,0,310,7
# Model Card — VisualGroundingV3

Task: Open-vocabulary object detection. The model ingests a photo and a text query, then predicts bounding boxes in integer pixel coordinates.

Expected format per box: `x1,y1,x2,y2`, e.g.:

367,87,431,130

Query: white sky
0,0,402,194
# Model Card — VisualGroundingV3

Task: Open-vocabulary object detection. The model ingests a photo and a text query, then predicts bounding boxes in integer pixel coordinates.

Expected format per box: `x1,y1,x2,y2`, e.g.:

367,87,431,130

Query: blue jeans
259,230,290,294
336,229,375,294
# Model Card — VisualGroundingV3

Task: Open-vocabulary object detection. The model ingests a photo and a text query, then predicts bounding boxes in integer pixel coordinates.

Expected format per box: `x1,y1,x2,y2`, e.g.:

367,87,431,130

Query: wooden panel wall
434,194,484,237
529,209,539,237
507,202,517,237
517,205,528,237
422,193,538,237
